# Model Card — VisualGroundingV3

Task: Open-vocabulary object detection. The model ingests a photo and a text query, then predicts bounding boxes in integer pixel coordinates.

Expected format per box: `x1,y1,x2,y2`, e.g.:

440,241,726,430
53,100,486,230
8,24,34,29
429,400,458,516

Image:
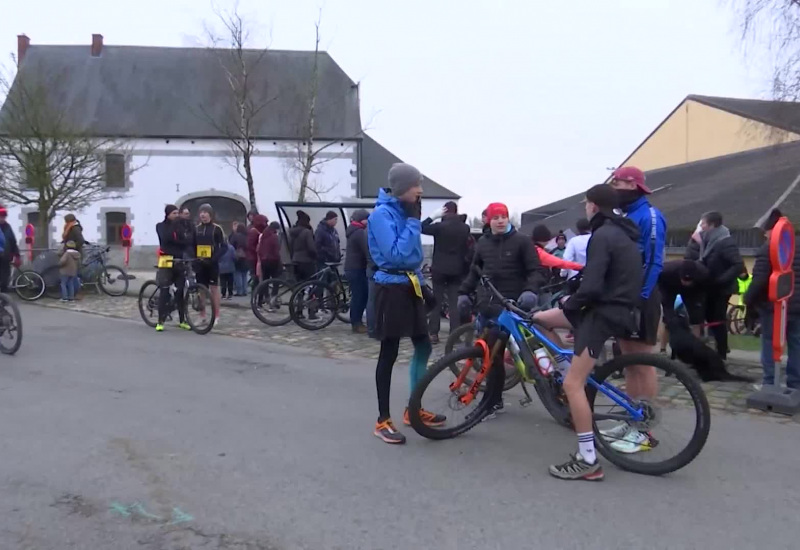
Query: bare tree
199,2,274,211
0,65,135,248
735,0,800,100
288,11,373,202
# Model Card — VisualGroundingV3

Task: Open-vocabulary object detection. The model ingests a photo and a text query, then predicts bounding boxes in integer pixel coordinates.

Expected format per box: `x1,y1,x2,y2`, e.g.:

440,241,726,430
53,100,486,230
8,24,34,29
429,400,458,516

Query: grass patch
729,333,761,352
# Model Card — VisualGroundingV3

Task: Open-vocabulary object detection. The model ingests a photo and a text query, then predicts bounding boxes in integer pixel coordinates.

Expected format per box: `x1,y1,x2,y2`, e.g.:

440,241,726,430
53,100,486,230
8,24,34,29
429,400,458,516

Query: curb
122,288,248,310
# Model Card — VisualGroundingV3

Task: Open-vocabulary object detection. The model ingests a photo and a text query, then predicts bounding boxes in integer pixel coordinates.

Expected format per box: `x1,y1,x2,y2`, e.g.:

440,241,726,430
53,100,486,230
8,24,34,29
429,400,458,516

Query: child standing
218,242,236,299
58,241,81,302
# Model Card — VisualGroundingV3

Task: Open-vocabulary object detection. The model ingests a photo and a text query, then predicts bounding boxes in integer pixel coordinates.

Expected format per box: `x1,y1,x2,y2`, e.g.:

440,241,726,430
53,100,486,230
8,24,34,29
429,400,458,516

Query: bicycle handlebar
479,275,538,320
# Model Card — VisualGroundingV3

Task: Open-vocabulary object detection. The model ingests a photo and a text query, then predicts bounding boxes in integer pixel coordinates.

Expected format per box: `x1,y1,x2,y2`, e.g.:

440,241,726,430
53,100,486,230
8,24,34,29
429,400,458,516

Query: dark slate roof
359,134,459,199
688,95,800,135
0,45,362,139
521,140,800,234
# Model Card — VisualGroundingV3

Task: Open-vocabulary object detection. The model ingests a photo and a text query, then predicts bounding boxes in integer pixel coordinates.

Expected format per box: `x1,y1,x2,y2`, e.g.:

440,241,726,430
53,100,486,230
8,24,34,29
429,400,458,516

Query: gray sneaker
548,453,604,481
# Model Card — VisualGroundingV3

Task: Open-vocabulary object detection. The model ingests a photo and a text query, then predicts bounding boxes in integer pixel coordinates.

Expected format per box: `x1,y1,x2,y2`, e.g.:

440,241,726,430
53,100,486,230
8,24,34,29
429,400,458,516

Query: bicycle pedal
519,397,533,407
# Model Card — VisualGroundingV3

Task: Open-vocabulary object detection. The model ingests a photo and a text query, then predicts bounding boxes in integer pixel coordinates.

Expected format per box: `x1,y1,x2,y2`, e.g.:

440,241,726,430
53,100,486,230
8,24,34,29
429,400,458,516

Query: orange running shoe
373,419,406,444
403,407,447,427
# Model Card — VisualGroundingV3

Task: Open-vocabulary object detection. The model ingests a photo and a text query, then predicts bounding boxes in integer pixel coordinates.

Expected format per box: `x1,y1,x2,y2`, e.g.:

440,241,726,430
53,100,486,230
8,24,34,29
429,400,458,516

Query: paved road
1,306,798,550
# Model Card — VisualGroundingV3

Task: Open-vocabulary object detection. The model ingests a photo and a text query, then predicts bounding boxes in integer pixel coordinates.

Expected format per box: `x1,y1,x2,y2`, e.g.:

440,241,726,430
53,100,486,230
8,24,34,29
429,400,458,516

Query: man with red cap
606,166,667,454
457,201,546,418
0,205,20,293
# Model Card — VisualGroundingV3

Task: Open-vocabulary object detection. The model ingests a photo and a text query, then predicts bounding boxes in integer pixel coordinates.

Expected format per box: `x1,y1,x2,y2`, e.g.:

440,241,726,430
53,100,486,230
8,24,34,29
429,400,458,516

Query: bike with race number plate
138,259,215,334
409,275,711,476
0,292,22,355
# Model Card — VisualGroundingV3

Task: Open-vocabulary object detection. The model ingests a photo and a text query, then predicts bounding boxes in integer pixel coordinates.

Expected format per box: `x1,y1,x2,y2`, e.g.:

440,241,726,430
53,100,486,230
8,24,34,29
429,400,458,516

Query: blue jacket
368,189,424,285
218,243,236,274
624,196,667,299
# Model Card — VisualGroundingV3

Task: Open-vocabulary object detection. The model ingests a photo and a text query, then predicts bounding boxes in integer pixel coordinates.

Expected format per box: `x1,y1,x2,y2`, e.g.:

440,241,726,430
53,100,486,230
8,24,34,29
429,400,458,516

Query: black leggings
157,267,186,324
376,335,430,421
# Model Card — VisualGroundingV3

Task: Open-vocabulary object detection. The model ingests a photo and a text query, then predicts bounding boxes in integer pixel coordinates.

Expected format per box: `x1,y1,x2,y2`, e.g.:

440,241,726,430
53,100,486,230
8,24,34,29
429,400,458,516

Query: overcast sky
1,0,768,221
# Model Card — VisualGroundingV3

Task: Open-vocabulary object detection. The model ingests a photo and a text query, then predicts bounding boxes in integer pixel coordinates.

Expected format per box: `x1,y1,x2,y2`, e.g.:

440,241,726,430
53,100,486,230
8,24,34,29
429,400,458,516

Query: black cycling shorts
195,261,219,287
572,308,627,359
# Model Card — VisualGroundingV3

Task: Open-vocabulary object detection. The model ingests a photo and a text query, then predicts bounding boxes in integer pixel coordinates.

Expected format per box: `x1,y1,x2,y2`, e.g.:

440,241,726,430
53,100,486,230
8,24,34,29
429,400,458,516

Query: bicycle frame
462,306,645,423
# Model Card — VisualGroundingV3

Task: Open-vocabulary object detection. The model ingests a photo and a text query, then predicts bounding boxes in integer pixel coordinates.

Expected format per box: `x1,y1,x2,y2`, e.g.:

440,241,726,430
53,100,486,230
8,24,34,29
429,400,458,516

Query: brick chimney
91,34,103,57
17,34,30,65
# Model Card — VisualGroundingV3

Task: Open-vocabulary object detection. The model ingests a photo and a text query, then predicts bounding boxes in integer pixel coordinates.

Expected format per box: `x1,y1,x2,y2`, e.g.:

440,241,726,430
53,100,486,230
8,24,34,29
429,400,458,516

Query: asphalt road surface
1,305,798,550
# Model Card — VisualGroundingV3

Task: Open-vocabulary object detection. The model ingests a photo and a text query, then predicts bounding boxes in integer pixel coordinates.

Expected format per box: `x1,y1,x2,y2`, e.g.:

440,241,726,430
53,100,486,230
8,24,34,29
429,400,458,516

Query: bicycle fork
453,331,509,406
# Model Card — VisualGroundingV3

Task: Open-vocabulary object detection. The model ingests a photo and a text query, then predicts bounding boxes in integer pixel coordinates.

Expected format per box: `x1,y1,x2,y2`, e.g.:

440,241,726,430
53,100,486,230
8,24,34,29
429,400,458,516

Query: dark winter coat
459,226,545,301
0,222,19,259
344,222,370,272
697,231,745,295
745,240,800,315
563,213,642,314
422,213,472,277
195,222,227,263
156,219,187,258
230,226,249,270
290,223,317,264
246,215,268,264
257,226,281,264
658,259,710,322
315,221,341,264
62,222,85,253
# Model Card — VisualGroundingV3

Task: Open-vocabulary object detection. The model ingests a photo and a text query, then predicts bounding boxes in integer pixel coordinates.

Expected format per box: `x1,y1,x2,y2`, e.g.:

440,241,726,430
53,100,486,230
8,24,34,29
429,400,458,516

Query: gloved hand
517,291,538,311
12,255,21,268
457,294,473,317
429,206,447,221
403,198,422,220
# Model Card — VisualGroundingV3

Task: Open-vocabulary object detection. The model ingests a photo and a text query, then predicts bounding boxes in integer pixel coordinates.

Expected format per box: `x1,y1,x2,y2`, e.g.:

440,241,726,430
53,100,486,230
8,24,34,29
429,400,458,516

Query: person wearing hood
608,166,667,447
695,211,744,360
533,184,643,481
421,201,472,343
246,214,268,289
290,210,318,284
194,203,227,318
745,208,800,389
368,163,444,444
344,209,371,334
231,223,250,296
458,202,546,417
62,214,85,254
257,221,283,289
155,205,190,331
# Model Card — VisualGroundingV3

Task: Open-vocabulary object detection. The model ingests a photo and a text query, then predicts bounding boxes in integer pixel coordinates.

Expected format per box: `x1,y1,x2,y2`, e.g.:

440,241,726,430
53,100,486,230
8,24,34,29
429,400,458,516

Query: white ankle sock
577,432,596,464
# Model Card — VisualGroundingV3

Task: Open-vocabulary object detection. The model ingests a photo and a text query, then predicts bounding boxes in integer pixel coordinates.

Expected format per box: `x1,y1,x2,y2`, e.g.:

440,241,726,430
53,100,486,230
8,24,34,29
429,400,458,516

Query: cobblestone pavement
28,293,800,423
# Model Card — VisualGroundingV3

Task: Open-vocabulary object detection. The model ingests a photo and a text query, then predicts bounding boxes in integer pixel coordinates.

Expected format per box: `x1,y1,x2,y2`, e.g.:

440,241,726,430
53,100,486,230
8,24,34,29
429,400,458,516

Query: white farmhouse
1,34,459,267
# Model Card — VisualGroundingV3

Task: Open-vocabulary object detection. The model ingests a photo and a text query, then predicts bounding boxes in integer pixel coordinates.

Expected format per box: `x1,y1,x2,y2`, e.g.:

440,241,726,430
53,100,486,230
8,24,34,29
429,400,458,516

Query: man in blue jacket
368,163,445,445
605,166,667,454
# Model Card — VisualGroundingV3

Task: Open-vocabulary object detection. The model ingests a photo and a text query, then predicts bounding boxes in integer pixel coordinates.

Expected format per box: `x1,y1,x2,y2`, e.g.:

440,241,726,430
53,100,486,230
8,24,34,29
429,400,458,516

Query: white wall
5,137,358,248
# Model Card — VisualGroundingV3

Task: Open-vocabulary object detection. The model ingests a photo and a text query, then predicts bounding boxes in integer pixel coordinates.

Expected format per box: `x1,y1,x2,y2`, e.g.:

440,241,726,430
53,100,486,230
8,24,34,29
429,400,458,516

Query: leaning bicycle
138,259,215,334
8,265,46,302
43,244,128,298
0,292,22,355
409,275,711,476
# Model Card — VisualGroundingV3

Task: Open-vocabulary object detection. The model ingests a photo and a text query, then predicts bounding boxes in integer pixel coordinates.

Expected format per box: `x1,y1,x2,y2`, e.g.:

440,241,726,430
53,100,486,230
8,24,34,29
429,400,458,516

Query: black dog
666,316,754,383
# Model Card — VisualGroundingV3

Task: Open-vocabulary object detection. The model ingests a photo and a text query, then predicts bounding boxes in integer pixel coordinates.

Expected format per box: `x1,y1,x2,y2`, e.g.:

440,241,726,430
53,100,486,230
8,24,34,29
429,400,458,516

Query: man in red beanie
458,202,546,418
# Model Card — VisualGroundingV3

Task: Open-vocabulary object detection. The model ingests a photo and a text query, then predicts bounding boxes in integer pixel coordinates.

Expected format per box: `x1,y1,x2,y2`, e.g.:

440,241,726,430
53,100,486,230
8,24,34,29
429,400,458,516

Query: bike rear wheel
184,284,215,334
98,264,129,296
335,280,351,324
445,323,521,391
588,353,710,476
137,281,162,327
0,293,22,355
408,345,496,440
13,270,45,301
727,305,746,335
289,281,338,330
251,278,294,326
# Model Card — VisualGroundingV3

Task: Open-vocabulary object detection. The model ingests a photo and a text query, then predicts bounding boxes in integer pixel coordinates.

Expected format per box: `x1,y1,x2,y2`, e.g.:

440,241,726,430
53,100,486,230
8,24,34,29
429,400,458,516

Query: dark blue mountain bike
408,276,711,476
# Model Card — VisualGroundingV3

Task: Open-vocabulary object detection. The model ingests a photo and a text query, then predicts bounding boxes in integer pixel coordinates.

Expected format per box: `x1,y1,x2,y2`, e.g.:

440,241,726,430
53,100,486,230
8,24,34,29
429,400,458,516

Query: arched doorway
179,195,248,233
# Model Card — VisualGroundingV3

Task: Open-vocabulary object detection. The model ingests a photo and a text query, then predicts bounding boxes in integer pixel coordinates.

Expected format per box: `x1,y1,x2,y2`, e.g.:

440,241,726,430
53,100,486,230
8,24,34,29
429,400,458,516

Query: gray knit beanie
388,163,422,197
198,203,214,218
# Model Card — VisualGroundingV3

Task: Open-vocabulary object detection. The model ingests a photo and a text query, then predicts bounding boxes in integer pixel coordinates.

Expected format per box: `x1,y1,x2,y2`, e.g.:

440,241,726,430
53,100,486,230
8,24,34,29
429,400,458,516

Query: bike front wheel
251,278,294,326
0,293,22,355
184,284,215,334
137,280,162,327
408,345,496,440
289,281,338,330
13,270,46,301
98,265,129,296
588,353,711,476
